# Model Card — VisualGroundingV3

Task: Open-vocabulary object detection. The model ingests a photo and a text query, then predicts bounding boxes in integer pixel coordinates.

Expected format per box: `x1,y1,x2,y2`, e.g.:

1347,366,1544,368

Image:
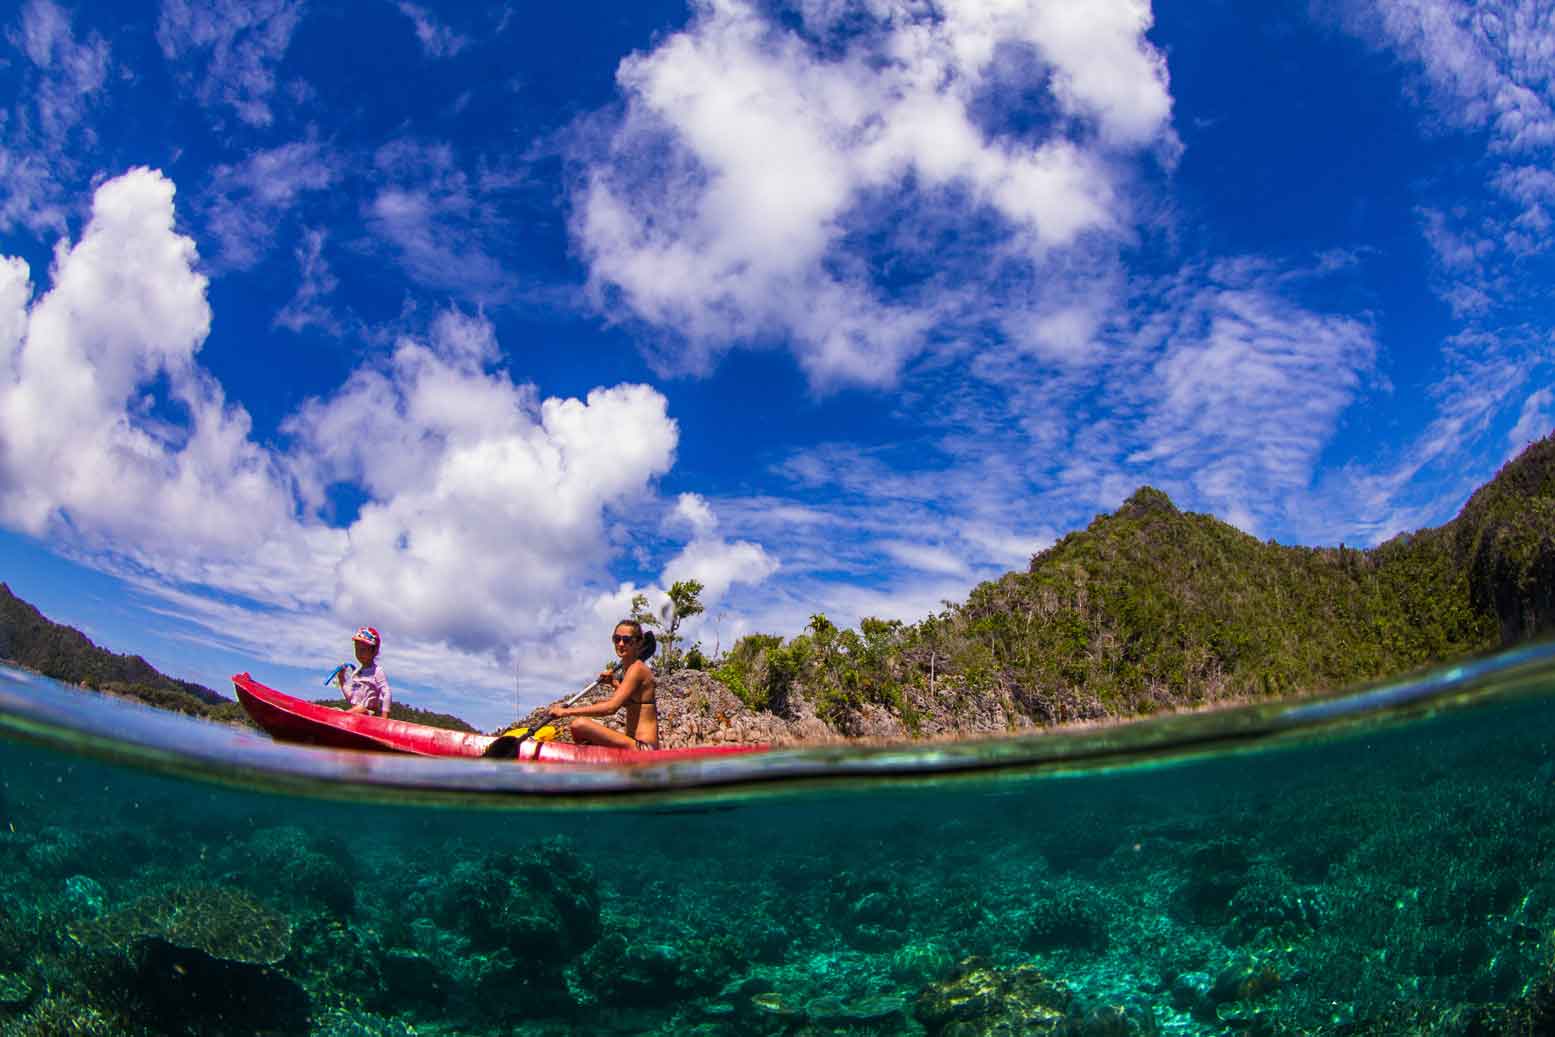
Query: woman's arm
555,665,641,718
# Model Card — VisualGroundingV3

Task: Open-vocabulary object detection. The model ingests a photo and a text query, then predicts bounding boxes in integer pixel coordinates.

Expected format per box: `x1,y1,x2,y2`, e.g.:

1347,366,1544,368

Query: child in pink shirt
337,626,392,717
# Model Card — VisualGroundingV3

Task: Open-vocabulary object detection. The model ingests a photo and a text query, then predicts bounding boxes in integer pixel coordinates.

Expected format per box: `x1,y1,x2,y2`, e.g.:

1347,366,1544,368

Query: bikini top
617,662,655,711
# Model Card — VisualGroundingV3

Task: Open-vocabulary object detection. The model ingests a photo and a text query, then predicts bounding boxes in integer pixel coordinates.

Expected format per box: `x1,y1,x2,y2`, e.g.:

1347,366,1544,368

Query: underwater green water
2,650,1554,1036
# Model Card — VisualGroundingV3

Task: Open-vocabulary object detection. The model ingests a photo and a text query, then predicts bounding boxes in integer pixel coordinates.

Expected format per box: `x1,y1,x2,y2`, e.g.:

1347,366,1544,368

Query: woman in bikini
550,619,659,750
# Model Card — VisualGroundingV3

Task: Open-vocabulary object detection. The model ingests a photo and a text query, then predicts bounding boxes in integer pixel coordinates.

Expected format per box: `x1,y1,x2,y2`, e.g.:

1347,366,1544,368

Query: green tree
628,581,707,673
659,579,706,672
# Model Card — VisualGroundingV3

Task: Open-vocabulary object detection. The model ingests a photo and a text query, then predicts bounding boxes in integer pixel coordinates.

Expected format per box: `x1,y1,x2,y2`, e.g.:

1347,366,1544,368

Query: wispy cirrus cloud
1119,261,1378,533
157,0,304,128
366,138,521,302
14,0,110,143
1344,0,1555,151
202,138,340,270
1339,1,1555,298
1297,329,1549,542
1318,0,1555,536
681,293,1378,637
0,0,111,234
274,227,342,334
395,1,469,59
1508,387,1554,457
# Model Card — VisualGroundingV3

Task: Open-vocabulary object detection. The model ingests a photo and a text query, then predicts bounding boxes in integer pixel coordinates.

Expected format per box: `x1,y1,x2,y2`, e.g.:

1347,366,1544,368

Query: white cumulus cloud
572,0,1177,388
0,170,778,719
662,535,779,604
0,168,332,599
668,492,718,536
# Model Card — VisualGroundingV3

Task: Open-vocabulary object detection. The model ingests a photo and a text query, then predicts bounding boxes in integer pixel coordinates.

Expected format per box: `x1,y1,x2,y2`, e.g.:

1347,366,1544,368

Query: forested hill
0,582,231,716
708,432,1555,739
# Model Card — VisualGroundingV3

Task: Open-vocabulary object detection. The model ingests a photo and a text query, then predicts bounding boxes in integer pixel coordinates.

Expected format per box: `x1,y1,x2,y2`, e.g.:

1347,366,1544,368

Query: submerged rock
311,1006,420,1037
131,936,311,1036
23,830,92,879
1210,958,1282,1004
1225,864,1323,945
1168,972,1214,1022
435,836,601,969
807,992,907,1026
1170,838,1251,926
587,928,743,1008
1067,1001,1159,1037
915,960,1072,1036
378,948,450,1011
228,825,356,916
832,873,912,951
1022,880,1110,953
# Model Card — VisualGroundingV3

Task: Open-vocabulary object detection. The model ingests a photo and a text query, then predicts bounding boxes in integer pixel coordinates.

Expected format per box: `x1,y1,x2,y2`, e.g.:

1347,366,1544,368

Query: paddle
482,667,620,760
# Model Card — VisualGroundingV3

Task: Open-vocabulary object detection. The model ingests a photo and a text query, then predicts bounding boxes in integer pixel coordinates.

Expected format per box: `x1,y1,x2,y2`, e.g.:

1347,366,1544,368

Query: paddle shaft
484,665,622,759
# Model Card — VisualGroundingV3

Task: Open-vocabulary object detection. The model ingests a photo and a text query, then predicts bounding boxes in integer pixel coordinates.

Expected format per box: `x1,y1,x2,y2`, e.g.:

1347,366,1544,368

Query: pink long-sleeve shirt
343,662,391,716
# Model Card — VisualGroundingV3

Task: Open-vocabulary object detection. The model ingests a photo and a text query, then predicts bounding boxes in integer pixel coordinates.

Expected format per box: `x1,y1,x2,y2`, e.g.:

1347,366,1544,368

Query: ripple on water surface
0,645,1553,1036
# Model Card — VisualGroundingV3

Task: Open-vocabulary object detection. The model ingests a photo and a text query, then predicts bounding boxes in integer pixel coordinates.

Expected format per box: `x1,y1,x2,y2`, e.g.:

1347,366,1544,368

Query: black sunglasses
612,634,640,644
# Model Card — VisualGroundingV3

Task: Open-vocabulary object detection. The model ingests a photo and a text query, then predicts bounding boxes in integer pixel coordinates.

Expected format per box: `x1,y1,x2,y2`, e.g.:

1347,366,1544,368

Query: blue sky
0,0,1550,729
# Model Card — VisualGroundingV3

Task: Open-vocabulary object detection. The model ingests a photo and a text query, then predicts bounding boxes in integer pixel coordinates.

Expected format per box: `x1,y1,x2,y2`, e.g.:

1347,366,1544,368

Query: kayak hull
231,673,766,764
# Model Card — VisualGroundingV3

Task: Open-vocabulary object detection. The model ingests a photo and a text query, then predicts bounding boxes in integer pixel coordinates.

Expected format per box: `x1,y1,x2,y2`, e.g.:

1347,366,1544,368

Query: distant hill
710,432,1555,740
0,584,478,732
0,583,241,720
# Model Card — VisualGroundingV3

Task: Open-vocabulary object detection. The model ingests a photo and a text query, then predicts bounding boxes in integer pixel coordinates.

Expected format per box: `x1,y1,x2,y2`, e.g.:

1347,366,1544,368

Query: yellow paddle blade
496,724,561,742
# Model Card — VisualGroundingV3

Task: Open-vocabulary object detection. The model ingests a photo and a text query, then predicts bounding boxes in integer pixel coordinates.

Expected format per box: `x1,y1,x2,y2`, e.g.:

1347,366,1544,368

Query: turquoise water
1,649,1554,1036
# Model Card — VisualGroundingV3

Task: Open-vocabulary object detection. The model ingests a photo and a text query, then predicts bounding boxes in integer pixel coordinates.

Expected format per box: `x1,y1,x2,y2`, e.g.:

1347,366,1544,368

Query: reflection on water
0,651,1553,1035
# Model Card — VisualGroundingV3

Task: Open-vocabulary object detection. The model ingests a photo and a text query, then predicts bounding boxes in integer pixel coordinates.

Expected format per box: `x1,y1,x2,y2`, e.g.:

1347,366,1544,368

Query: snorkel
323,662,356,686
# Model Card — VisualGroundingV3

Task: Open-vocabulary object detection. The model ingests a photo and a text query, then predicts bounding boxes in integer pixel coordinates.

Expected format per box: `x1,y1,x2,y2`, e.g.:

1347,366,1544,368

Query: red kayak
232,673,767,764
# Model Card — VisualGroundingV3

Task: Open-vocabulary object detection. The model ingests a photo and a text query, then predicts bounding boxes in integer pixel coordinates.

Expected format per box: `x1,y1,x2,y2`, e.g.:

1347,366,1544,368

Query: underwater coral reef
1,688,1553,1036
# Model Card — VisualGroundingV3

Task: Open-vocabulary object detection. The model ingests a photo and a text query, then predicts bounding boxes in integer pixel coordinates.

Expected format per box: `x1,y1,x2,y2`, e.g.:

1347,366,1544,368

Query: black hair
614,619,657,661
